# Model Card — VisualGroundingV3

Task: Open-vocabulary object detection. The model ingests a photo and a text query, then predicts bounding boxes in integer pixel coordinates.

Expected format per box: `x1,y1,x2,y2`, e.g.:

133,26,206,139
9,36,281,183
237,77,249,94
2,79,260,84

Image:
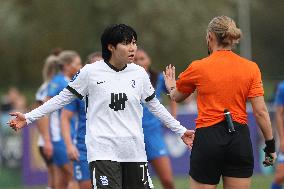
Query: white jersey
35,82,49,147
25,60,187,163
68,60,155,162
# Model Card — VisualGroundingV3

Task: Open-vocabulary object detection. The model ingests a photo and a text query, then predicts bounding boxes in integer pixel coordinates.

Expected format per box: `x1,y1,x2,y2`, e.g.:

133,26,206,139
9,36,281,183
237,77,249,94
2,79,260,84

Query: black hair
101,24,137,61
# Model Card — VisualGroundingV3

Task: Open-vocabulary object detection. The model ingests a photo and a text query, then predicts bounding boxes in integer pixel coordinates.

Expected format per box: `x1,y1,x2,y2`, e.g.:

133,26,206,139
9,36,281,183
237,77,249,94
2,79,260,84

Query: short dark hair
101,24,137,61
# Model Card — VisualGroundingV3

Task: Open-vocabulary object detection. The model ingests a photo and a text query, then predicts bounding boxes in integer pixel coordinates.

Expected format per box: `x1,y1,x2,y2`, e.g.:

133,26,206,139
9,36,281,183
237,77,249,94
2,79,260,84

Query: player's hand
43,140,53,159
181,130,195,150
7,112,27,131
263,152,277,167
67,144,79,161
163,64,176,92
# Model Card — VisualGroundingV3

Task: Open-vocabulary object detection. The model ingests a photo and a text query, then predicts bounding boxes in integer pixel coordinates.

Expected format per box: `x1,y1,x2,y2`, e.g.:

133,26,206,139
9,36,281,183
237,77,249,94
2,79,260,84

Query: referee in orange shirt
164,15,276,189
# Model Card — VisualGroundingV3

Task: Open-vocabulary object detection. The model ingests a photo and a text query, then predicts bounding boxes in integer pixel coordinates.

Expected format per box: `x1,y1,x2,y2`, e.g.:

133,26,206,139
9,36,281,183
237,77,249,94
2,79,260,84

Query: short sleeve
64,99,78,113
47,78,60,97
176,62,197,94
141,70,155,103
248,64,264,98
275,83,284,106
67,65,89,100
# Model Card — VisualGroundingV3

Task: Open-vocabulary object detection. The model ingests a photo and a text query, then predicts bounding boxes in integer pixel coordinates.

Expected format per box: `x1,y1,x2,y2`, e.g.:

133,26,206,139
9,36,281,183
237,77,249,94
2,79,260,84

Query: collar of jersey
105,60,127,72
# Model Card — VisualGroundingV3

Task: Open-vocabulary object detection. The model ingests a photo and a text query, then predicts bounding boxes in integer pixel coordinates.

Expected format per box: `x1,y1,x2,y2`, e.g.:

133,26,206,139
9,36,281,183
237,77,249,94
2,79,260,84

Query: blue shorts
278,152,284,163
144,129,169,161
52,141,69,166
74,160,90,181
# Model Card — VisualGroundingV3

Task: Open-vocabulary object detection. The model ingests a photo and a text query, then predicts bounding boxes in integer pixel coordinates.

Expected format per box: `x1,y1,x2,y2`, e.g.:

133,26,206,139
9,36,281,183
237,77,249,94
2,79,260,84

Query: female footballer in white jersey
8,24,195,189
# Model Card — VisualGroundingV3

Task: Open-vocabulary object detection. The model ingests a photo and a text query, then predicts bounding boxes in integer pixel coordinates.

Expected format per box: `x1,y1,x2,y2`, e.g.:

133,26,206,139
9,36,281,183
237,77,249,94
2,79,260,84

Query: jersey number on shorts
75,165,82,180
109,93,128,111
140,163,148,185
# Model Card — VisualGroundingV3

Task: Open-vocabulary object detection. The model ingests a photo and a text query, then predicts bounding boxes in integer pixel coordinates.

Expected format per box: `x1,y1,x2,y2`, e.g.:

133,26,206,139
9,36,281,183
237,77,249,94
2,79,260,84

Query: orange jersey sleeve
176,61,198,94
248,64,264,98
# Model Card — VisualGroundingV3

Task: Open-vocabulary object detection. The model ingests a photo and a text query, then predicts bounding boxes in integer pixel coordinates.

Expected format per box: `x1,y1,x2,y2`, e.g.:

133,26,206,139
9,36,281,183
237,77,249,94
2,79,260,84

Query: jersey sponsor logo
109,93,128,111
100,176,108,186
70,71,80,82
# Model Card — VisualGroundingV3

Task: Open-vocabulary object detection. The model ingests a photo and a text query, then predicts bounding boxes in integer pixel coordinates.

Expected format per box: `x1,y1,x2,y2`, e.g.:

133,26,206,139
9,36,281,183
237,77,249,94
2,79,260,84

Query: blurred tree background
0,0,283,96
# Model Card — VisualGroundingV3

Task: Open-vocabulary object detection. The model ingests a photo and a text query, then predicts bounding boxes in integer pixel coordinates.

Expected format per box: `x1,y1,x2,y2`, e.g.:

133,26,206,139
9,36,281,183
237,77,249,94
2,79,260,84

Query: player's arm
248,64,276,166
169,99,177,118
145,97,194,149
163,65,192,102
33,98,53,159
8,66,89,131
250,96,273,140
61,109,79,161
142,69,194,149
8,88,77,130
160,73,178,117
250,96,276,165
37,115,53,159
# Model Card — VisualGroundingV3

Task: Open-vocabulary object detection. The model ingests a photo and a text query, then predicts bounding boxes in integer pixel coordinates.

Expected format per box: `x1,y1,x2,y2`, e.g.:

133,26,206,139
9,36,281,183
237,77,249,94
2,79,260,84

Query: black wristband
263,138,275,153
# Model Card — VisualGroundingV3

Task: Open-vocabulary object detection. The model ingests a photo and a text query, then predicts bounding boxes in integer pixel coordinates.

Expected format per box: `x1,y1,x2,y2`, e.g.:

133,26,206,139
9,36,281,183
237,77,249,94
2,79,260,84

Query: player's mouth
128,54,135,61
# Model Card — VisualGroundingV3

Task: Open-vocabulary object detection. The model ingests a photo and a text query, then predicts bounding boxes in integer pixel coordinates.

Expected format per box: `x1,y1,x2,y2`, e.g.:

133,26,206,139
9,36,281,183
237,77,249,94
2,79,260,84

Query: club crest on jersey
131,80,136,88
100,176,108,186
70,71,80,82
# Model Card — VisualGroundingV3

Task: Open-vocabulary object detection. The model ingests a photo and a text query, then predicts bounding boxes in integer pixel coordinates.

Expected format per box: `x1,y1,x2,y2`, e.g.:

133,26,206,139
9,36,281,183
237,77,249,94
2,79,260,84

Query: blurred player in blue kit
46,50,82,189
61,52,103,189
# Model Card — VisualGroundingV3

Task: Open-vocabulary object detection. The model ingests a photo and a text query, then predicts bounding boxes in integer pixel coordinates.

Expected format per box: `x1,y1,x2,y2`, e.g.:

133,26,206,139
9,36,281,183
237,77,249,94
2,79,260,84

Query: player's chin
127,56,135,63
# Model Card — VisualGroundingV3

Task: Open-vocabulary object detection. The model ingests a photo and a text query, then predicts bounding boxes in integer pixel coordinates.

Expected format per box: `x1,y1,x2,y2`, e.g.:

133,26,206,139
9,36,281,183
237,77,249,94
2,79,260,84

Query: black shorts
39,146,53,165
89,160,153,189
189,121,254,185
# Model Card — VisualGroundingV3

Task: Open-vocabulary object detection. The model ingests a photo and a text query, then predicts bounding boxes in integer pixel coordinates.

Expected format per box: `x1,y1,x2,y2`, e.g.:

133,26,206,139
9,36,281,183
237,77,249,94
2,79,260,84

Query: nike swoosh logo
97,81,105,84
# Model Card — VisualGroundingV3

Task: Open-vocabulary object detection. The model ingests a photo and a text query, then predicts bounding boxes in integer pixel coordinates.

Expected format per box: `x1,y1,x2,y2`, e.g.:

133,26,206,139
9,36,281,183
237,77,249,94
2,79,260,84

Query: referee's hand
181,130,195,150
163,64,176,92
7,112,27,131
263,152,277,167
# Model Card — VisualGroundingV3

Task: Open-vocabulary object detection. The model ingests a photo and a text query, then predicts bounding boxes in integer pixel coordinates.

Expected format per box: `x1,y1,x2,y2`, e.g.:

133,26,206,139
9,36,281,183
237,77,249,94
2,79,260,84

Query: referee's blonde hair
207,16,242,47
42,55,59,82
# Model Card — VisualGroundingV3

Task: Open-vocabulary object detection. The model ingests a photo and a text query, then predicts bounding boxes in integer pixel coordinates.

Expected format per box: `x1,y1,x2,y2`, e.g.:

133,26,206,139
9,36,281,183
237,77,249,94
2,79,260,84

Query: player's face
68,56,82,77
110,39,137,64
134,50,151,71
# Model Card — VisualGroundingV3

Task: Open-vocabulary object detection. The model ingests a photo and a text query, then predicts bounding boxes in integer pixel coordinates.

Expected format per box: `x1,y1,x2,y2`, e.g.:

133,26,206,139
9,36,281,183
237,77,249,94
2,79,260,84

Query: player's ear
108,44,115,52
208,32,213,42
